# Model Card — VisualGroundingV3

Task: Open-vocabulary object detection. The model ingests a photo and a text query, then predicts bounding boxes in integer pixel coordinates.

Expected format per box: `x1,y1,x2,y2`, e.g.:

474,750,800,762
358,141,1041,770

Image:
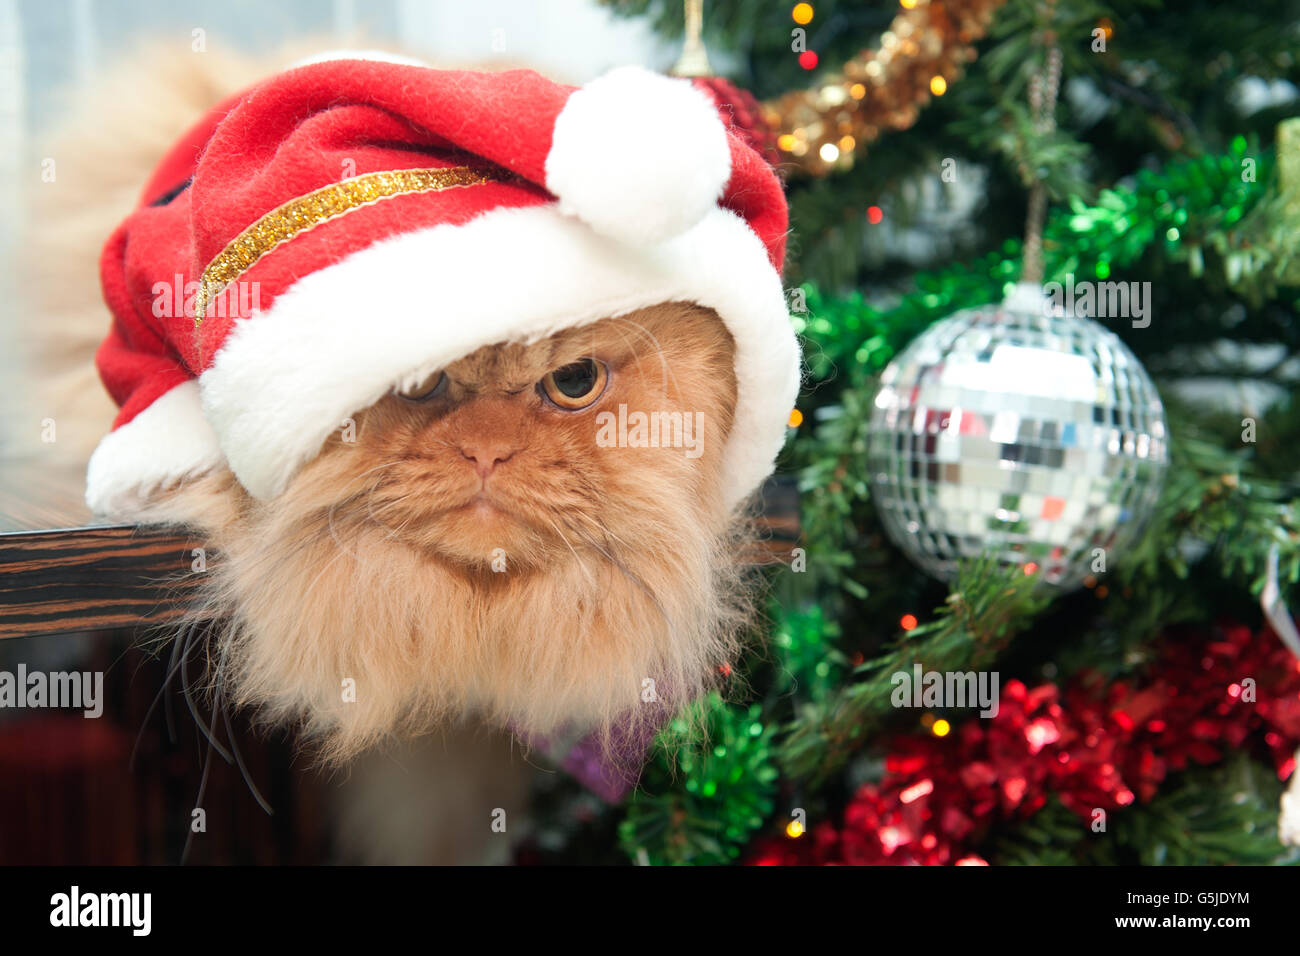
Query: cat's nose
458,440,517,478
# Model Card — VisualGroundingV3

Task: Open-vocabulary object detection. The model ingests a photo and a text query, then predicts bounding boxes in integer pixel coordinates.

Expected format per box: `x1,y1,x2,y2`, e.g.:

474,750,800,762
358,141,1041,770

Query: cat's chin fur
157,446,755,767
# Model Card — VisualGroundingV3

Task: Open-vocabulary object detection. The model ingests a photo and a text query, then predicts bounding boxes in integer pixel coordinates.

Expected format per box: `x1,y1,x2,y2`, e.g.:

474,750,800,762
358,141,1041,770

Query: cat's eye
396,370,446,402
540,359,608,410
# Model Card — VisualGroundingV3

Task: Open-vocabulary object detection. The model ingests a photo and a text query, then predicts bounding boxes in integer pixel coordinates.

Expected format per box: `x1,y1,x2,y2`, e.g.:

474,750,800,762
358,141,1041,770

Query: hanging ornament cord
1019,27,1063,287
672,0,712,78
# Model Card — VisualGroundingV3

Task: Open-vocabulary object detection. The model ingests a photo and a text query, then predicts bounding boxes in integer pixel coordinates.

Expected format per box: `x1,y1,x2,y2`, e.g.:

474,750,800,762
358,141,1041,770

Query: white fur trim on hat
192,202,798,513
545,66,732,246
85,380,224,518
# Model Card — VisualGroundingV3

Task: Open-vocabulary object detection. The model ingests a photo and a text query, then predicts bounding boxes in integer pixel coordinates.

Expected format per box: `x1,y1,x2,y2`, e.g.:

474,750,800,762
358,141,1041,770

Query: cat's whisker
570,509,636,556
179,620,233,766
608,316,681,403
130,618,193,771
363,491,425,541
180,705,217,866
323,459,401,558
562,517,672,627
541,514,597,587
295,464,418,602
211,640,273,815
298,534,364,607
362,481,417,535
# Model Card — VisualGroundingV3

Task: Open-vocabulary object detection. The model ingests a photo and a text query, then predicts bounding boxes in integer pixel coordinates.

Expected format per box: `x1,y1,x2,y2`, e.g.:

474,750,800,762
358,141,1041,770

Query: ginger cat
15,42,790,864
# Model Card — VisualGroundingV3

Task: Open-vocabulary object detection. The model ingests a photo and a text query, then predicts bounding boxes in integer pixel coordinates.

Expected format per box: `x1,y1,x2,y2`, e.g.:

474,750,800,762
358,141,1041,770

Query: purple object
520,706,668,803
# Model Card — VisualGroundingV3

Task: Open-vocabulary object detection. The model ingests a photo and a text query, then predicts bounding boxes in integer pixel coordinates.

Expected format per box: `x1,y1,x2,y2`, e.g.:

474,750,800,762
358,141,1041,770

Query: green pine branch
778,556,1052,784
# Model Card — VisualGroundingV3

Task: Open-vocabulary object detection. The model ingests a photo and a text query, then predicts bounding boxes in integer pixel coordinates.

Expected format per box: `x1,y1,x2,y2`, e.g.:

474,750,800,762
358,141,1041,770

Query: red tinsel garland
750,622,1300,865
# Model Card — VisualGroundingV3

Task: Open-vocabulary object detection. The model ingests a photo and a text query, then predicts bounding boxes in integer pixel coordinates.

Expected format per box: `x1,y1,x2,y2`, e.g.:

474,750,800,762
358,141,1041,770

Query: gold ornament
763,0,1007,177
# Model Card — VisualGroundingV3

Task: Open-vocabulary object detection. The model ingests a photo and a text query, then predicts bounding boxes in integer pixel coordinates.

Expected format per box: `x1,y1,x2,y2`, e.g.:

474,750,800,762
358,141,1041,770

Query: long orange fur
153,303,758,763
15,44,763,771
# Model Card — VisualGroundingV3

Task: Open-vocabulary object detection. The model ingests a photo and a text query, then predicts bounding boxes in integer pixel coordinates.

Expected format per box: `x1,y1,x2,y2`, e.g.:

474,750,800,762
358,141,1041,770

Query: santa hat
86,56,800,517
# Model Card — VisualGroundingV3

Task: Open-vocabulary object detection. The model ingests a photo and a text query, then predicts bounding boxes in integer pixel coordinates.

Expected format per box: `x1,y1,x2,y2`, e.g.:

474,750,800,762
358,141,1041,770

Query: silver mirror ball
868,284,1169,590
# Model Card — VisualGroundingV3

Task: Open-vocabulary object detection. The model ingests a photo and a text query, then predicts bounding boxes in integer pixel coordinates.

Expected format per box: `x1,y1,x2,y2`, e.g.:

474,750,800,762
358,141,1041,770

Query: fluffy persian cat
19,46,765,781
177,299,750,762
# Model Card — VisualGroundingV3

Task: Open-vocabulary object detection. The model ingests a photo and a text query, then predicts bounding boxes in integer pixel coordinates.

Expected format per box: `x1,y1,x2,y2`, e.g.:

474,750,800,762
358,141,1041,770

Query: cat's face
339,301,737,570
196,302,754,761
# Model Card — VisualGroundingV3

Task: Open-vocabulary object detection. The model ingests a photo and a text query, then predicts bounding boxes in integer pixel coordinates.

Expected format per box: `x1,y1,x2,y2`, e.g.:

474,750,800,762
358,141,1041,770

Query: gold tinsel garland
763,0,1007,177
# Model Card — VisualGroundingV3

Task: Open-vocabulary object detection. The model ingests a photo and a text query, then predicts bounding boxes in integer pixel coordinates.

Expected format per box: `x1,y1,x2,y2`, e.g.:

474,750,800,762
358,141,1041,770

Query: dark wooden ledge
0,475,800,640
0,526,206,639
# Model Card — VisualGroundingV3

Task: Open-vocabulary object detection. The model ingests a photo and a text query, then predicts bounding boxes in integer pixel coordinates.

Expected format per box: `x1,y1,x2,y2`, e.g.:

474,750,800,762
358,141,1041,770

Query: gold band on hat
193,165,502,328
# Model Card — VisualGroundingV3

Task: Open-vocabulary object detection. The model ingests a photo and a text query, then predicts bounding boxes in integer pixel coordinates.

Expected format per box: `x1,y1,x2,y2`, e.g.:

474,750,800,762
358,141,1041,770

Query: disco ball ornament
868,283,1169,590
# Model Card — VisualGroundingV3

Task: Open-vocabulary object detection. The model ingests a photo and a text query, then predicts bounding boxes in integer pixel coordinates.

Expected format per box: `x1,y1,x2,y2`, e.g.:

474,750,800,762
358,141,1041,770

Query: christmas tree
517,0,1300,865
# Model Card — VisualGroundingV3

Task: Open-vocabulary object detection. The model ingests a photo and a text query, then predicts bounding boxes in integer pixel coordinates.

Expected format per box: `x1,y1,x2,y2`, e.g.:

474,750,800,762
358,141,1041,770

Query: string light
900,779,934,803
798,50,819,70
818,142,839,162
932,719,951,737
792,3,814,25
786,819,805,838
867,205,884,224
900,613,918,630
788,408,804,428
929,75,948,96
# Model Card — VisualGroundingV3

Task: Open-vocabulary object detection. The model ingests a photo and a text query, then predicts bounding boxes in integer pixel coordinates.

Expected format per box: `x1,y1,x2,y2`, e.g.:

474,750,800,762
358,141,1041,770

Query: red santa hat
87,55,800,516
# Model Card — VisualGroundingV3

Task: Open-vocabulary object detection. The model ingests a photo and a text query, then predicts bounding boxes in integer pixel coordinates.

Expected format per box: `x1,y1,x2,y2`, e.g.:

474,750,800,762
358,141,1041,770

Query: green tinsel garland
618,693,778,865
794,136,1280,394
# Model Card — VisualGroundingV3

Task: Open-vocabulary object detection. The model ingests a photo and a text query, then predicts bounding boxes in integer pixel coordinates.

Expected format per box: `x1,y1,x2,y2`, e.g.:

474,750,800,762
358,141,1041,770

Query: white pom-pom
545,66,732,246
